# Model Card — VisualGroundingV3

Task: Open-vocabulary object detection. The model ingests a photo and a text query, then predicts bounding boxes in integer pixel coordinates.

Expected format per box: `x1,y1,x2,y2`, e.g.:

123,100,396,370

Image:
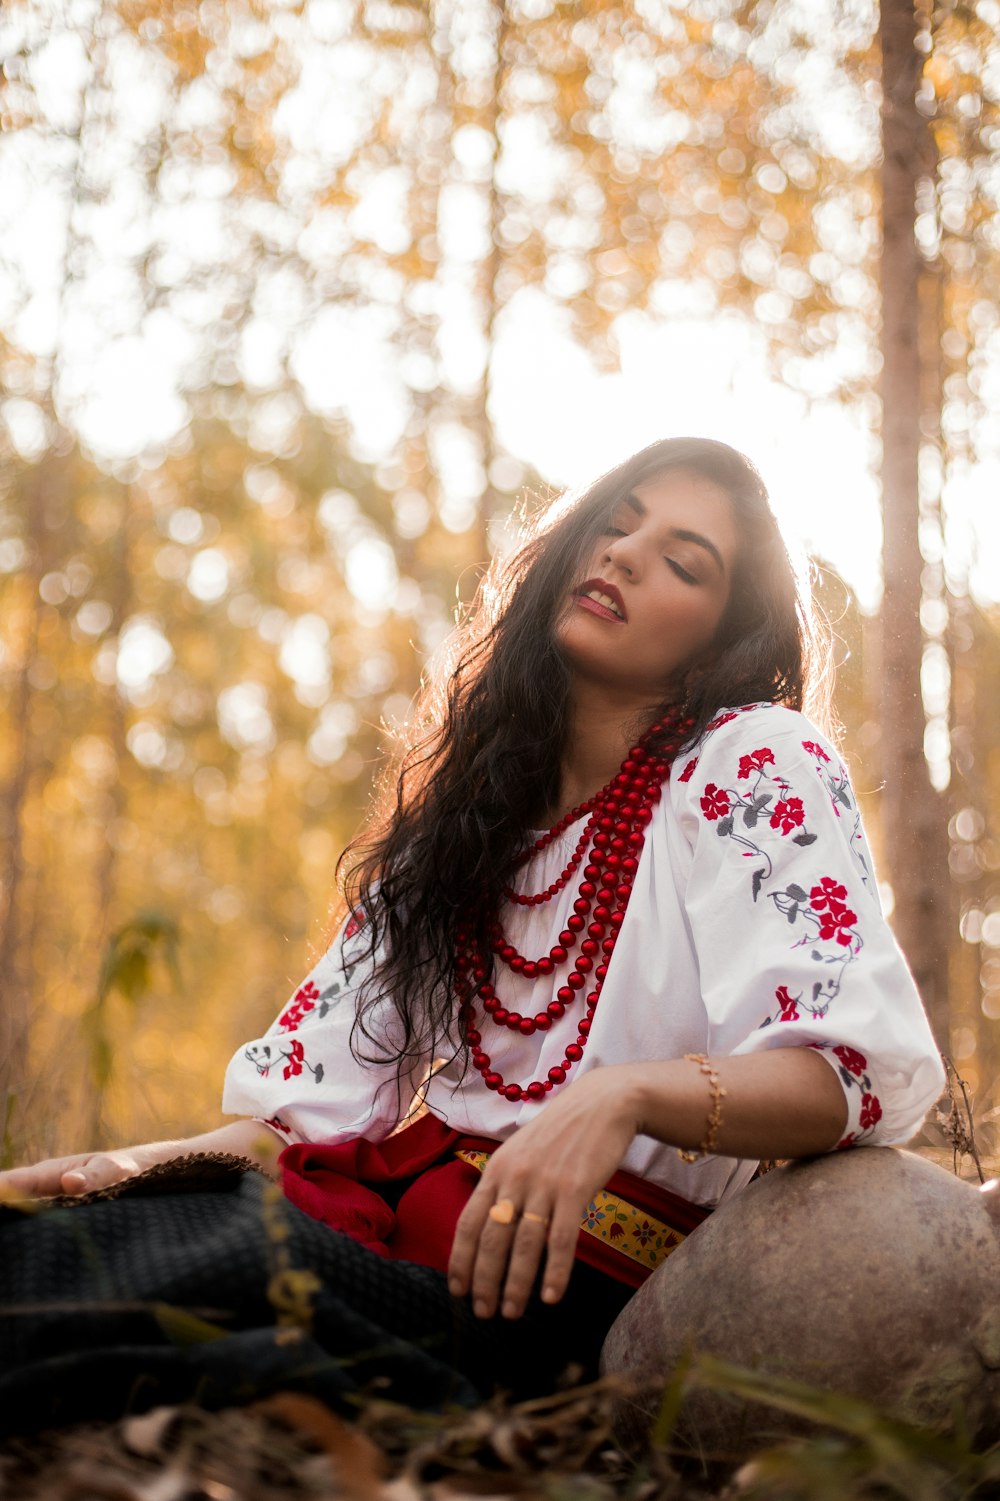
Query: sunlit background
2,0,999,1159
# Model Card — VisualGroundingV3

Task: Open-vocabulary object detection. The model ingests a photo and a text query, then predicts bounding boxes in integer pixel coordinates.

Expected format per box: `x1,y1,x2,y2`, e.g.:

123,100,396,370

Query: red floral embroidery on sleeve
705,710,740,733
283,1039,305,1079
344,909,365,940
737,747,774,779
770,797,805,834
836,1133,856,1150
698,745,818,901
278,980,319,1032
272,1037,325,1085
769,874,862,1014
810,877,859,946
775,984,800,1021
802,741,872,889
859,1093,882,1130
833,1044,867,1077
700,784,731,820
678,757,698,783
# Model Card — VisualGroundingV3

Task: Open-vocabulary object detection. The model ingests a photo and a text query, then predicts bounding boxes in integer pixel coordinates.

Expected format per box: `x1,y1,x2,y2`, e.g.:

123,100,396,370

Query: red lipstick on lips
575,577,627,623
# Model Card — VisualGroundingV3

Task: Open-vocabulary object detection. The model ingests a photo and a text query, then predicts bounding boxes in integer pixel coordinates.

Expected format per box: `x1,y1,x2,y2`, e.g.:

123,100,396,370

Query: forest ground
4,1364,1000,1501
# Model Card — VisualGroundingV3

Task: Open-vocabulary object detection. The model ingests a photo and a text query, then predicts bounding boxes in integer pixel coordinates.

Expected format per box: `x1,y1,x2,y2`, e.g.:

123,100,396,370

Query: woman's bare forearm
138,1118,285,1172
621,1046,848,1160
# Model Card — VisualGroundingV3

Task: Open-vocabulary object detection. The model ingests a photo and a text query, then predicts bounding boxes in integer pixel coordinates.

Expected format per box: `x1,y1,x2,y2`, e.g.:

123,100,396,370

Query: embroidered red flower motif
859,1093,882,1130
810,876,858,946
812,876,847,905
770,796,805,834
836,1133,856,1150
700,783,730,820
817,910,858,946
706,711,740,732
737,747,775,779
283,1039,305,1080
278,980,319,1032
634,1219,657,1248
802,740,831,763
608,1222,625,1241
262,1116,290,1134
678,757,698,783
344,909,365,940
775,984,800,1022
833,1044,867,1077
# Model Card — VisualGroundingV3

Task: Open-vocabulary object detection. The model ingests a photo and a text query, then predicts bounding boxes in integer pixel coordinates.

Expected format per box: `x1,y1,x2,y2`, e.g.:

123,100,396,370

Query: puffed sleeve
672,705,944,1147
221,913,430,1147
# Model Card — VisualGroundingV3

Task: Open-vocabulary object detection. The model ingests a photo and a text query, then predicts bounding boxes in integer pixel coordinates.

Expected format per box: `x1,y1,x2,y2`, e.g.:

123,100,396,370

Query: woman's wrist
624,1049,848,1161
623,1058,702,1148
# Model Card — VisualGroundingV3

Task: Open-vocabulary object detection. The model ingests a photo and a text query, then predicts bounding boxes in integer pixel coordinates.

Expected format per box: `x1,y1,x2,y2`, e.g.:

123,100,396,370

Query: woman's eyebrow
669,527,726,575
623,493,726,575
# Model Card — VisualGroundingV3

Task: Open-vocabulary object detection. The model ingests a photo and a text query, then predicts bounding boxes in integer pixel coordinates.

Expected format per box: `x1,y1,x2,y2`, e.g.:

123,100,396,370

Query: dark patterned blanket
0,1156,629,1436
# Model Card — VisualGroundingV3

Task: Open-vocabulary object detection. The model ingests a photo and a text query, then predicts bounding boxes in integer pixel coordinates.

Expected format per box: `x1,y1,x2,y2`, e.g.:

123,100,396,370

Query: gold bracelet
677,1052,728,1162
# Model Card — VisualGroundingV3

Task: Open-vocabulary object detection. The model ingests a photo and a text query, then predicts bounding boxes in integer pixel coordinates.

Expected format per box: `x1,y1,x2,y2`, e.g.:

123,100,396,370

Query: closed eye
667,559,699,585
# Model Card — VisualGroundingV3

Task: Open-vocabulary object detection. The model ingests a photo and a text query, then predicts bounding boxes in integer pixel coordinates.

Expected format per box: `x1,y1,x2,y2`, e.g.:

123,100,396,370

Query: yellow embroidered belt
454,1148,690,1275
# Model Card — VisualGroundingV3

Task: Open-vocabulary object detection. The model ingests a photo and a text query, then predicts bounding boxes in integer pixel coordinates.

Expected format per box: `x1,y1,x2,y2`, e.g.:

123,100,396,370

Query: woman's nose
602,535,639,579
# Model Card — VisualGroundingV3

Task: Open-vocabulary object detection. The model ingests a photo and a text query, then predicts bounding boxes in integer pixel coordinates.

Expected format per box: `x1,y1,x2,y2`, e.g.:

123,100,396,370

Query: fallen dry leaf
120,1406,182,1461
254,1391,386,1499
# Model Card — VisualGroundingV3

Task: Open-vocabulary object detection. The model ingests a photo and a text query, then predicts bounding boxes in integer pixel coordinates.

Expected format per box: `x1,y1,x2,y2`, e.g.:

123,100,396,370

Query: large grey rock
600,1149,1000,1457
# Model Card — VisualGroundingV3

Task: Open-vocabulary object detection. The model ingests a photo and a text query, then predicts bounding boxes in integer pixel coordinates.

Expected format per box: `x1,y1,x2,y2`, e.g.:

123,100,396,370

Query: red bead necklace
455,712,690,1104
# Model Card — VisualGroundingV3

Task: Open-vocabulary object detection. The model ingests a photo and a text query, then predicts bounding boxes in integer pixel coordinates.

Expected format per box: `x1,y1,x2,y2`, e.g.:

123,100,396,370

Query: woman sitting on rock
0,436,944,1425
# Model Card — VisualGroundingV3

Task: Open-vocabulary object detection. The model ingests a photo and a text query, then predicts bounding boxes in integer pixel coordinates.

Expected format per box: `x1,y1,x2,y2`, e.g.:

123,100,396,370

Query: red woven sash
278,1113,710,1289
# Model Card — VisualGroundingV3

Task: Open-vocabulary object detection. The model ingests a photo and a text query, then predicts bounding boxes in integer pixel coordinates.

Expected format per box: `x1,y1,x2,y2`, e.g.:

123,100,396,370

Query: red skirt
279,1113,710,1291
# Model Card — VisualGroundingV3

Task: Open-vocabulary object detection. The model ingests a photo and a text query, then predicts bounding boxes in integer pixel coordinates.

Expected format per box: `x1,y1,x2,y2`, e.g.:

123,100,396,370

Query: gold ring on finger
521,1210,549,1227
488,1197,517,1226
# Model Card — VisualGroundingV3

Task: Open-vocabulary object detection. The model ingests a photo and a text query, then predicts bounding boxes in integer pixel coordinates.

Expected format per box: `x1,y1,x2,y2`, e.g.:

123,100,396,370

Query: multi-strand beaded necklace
454,711,691,1104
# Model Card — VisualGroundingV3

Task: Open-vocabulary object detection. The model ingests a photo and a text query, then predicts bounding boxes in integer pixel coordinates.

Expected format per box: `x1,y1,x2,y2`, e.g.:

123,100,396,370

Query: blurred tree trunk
468,0,509,578
0,4,100,1137
0,463,45,1128
84,480,131,1148
878,0,950,1043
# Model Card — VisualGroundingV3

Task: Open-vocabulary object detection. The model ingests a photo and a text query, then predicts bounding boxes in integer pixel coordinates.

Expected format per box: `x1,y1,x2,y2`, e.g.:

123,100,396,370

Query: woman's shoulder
672,702,842,789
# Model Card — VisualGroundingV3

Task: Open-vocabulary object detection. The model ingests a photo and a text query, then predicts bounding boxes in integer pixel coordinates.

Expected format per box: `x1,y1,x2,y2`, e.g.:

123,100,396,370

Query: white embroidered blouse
222,704,945,1207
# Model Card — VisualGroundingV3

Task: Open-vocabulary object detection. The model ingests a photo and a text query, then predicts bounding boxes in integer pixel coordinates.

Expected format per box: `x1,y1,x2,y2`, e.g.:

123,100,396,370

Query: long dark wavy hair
337,437,833,1088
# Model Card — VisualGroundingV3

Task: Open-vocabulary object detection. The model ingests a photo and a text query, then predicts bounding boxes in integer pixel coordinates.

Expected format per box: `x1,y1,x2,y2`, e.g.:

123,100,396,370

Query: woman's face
556,467,740,700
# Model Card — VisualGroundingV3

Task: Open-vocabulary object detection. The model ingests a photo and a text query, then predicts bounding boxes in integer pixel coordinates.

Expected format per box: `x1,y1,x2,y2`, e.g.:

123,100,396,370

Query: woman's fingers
493,1190,581,1317
496,1206,551,1319
450,1175,584,1321
450,1176,534,1317
469,1206,529,1319
0,1150,141,1200
0,1157,85,1199
448,1183,502,1305
59,1153,136,1193
537,1195,584,1308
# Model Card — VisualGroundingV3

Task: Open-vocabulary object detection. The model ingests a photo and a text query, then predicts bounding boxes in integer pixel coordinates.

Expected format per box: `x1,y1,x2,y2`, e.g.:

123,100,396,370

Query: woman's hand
0,1145,156,1200
447,1067,641,1321
0,1118,285,1203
